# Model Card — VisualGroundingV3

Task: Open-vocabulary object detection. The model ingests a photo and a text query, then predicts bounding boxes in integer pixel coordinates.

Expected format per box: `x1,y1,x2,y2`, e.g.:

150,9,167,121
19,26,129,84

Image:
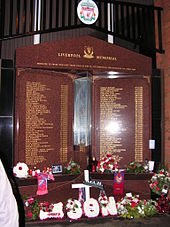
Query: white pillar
107,3,114,44
34,0,41,45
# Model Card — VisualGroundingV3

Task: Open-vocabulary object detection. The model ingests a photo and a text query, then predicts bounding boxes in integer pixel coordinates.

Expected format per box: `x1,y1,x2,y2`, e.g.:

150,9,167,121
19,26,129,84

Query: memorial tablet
15,69,74,169
92,76,151,168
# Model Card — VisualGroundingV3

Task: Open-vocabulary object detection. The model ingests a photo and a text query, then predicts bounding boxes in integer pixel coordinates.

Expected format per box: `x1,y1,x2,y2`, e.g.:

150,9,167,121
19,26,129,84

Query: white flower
67,166,71,171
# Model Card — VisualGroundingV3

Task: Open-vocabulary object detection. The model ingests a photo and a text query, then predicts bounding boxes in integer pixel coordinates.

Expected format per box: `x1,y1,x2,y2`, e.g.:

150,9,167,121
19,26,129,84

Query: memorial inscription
93,77,151,167
25,81,54,165
100,87,127,162
15,69,74,169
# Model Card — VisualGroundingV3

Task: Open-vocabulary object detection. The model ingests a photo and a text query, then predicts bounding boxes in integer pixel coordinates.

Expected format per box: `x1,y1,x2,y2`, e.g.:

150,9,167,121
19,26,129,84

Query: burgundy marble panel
15,69,74,169
16,36,152,75
92,76,151,168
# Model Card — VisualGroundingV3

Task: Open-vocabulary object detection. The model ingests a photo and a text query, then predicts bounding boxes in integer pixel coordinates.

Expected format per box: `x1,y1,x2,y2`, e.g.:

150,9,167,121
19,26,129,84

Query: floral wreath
149,169,170,196
13,162,29,178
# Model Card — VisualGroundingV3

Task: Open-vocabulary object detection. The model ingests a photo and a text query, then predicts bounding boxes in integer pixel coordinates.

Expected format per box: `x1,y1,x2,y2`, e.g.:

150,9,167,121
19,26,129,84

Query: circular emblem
77,0,99,25
115,173,123,183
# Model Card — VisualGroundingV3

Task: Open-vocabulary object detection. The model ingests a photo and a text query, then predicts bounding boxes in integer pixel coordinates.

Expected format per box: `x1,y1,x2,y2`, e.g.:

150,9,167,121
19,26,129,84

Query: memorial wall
15,36,152,170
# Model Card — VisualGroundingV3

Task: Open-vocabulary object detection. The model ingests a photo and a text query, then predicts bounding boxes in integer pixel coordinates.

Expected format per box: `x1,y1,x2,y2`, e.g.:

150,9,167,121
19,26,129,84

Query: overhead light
107,71,119,78
107,71,119,75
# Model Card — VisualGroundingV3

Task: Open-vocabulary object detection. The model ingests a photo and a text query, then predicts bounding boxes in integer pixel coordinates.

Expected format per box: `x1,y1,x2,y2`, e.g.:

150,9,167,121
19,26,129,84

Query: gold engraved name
58,53,81,58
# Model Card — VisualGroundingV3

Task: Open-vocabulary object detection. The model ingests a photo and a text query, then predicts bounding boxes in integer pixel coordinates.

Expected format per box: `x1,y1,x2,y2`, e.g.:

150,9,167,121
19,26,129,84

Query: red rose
131,201,136,208
155,180,159,185
156,187,160,191
106,154,111,158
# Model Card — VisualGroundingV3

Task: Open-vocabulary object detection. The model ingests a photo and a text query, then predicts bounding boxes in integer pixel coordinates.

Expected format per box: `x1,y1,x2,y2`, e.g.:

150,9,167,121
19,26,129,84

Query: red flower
27,197,34,204
27,211,32,218
156,187,160,191
131,201,136,208
155,180,159,185
19,166,22,170
97,162,101,168
106,154,111,158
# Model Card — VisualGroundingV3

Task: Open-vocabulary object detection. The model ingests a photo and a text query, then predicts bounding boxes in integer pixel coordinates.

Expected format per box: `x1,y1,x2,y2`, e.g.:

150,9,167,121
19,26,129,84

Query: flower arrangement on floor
149,169,170,196
98,191,109,208
116,194,158,219
65,198,82,219
126,161,145,174
39,201,54,212
156,195,170,214
63,159,81,175
24,196,40,220
96,154,118,174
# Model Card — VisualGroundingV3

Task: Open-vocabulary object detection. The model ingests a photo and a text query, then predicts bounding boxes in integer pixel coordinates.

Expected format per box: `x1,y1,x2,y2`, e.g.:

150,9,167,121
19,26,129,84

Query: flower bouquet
156,195,170,214
24,197,40,220
96,154,118,174
63,159,81,175
126,161,145,174
116,194,158,219
149,169,170,196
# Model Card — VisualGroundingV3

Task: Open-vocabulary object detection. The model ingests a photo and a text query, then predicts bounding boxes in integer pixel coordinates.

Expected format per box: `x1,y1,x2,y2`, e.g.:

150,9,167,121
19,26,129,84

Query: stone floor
25,214,170,227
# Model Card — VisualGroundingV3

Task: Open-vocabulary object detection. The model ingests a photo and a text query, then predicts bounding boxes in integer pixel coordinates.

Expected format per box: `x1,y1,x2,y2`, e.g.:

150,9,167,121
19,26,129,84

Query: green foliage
143,200,158,217
23,196,40,221
117,195,158,219
31,199,40,220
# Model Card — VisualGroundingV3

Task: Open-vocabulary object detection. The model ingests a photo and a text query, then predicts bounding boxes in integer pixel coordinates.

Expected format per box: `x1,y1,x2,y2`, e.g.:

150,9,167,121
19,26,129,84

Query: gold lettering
57,52,81,58
96,56,117,61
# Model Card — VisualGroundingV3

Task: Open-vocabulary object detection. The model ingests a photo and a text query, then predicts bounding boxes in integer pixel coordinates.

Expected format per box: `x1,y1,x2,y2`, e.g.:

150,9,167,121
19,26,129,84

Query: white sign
77,0,99,25
149,140,155,149
148,161,155,172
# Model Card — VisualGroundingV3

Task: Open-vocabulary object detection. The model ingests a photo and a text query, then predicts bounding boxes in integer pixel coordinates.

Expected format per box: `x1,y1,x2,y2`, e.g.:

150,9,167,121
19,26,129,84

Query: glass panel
74,77,92,146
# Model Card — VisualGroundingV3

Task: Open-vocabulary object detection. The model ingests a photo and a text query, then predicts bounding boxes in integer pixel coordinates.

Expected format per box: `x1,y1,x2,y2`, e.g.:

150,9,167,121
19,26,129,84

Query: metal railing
0,0,164,54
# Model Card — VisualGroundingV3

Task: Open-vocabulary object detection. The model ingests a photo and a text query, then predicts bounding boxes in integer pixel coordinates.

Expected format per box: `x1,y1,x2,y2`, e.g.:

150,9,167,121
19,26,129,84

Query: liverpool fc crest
77,0,99,25
83,46,94,59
